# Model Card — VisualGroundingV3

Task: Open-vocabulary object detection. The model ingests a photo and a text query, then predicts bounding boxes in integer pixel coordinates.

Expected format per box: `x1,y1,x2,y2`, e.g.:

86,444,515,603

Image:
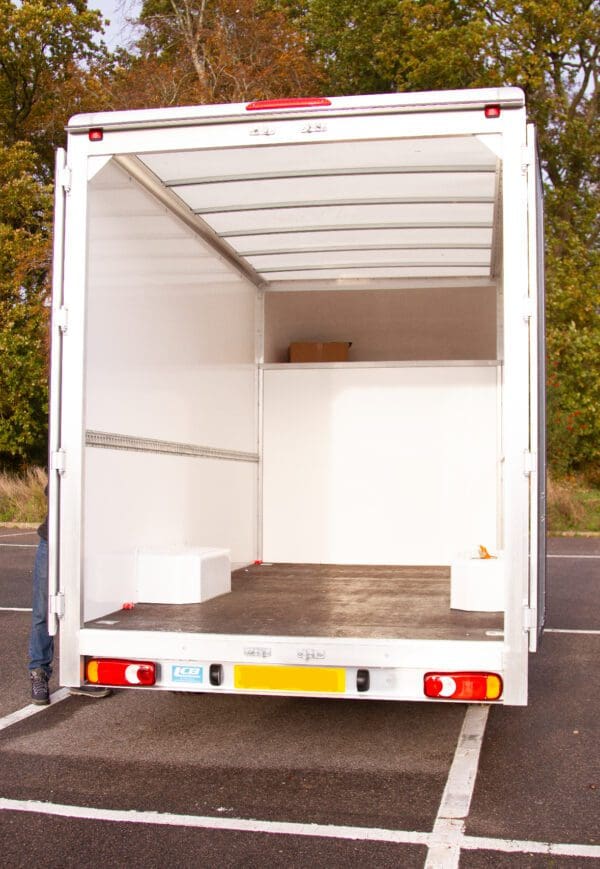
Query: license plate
234,664,345,693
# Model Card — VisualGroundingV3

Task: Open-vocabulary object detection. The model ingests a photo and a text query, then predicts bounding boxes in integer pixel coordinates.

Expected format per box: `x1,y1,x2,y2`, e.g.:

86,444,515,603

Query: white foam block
136,547,231,604
450,553,504,612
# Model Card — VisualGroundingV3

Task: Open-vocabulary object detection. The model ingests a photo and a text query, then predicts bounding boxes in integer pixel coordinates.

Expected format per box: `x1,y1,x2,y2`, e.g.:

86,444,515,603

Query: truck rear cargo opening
48,88,545,705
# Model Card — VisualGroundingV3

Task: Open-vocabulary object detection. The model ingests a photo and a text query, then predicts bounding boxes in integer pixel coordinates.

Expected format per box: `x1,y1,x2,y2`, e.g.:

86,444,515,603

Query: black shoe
30,669,50,705
69,685,112,698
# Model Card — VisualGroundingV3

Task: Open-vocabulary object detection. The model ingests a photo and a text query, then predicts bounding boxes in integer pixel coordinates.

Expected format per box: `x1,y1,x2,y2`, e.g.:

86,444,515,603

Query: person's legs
28,538,53,704
27,535,111,703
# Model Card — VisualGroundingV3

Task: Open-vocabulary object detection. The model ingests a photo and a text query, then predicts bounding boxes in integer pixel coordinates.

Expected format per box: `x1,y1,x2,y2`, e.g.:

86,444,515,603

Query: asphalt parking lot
0,527,598,868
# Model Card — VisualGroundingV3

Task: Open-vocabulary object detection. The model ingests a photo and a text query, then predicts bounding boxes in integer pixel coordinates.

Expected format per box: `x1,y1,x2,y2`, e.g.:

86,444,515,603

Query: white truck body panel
49,88,544,704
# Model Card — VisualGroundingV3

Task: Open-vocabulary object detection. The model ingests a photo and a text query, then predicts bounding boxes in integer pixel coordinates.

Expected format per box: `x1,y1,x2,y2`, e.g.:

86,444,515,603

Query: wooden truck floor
86,563,503,641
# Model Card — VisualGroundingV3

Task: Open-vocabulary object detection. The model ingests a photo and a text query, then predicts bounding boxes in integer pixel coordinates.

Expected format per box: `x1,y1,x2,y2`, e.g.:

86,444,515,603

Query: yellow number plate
234,664,345,693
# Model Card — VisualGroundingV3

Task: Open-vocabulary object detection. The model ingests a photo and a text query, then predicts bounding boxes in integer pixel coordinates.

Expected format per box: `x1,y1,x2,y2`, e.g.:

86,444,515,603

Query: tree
0,1,107,468
277,0,600,474
109,0,323,109
0,0,106,176
0,142,52,468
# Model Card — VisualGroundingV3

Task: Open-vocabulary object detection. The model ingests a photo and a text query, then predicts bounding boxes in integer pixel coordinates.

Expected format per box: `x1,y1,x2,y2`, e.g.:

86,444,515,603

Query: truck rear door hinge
51,449,66,475
523,450,536,476
521,145,533,174
522,297,535,322
50,592,65,618
55,306,68,333
523,606,536,630
58,166,72,193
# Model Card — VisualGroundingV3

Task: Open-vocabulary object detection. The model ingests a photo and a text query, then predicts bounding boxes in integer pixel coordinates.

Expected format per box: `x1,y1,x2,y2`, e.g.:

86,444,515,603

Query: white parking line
0,797,429,844
0,543,37,549
462,834,600,859
0,607,32,612
547,554,600,559
545,628,600,635
424,704,489,868
0,689,70,732
0,797,598,860
0,531,36,539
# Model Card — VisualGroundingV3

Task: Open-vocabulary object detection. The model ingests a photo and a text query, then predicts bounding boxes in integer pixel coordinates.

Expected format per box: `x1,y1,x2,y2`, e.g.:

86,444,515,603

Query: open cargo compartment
51,89,544,704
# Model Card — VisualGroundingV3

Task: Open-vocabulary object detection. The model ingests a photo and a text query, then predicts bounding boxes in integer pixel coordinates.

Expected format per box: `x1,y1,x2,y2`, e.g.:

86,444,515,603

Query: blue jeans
28,537,54,676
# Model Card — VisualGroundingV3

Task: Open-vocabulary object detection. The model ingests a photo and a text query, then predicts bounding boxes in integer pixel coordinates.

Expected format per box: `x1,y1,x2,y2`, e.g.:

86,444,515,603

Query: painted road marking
0,607,32,612
425,704,489,868
0,798,598,860
545,628,600,635
0,531,37,539
461,834,600,859
0,543,37,549
0,689,70,732
547,554,600,559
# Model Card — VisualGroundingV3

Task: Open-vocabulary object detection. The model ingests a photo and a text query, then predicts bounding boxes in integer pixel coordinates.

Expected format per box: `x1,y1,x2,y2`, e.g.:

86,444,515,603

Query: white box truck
48,87,545,705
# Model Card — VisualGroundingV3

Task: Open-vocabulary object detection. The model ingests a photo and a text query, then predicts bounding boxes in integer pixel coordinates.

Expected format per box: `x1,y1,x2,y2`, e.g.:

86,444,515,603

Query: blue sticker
171,665,203,684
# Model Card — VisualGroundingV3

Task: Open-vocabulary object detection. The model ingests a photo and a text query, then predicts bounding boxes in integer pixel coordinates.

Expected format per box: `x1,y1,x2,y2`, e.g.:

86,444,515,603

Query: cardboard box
289,341,352,363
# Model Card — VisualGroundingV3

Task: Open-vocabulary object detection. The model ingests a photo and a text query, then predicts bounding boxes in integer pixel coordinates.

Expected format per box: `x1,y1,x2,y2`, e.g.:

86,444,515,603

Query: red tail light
246,98,331,111
86,658,156,687
424,672,503,701
88,128,104,141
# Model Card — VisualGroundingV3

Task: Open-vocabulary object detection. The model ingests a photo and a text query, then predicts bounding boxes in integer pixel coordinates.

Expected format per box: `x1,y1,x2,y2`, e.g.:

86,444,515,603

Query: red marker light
246,97,331,111
88,128,104,141
86,658,156,687
484,105,501,119
424,672,503,701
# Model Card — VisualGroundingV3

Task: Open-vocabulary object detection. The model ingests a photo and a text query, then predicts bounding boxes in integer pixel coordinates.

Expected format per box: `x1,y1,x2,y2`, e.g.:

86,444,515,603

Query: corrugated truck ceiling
137,133,501,286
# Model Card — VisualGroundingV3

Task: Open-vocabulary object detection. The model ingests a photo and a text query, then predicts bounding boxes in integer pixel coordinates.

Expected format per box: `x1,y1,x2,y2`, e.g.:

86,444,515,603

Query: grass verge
0,467,47,524
547,475,600,535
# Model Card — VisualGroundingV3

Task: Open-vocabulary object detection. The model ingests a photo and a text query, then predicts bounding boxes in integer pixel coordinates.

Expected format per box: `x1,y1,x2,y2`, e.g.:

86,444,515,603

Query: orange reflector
88,128,104,141
246,97,331,111
424,672,503,701
484,104,501,119
86,658,156,687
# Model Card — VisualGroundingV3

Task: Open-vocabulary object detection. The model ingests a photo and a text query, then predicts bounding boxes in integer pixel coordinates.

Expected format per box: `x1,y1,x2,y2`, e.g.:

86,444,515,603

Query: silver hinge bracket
55,306,68,333
58,166,72,193
523,450,536,476
523,606,536,630
522,297,535,322
51,449,66,475
50,592,65,618
521,145,532,174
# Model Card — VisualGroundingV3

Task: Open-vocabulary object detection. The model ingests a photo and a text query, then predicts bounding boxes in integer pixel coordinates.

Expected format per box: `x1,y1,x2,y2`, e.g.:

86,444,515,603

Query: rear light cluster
86,658,156,687
424,672,503,701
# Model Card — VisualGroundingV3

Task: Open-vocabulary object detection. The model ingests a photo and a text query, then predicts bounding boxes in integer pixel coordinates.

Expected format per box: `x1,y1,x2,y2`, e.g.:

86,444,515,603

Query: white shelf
261,360,501,370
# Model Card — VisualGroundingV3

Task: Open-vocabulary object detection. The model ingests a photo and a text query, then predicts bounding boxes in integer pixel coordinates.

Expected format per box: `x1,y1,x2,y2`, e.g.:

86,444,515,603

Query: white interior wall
83,449,256,621
262,366,498,565
83,161,258,619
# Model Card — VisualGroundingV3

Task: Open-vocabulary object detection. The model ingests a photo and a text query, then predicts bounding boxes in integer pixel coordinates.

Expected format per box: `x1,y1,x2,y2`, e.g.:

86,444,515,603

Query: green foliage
0,141,52,468
277,0,599,476
0,0,105,176
0,1,106,469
